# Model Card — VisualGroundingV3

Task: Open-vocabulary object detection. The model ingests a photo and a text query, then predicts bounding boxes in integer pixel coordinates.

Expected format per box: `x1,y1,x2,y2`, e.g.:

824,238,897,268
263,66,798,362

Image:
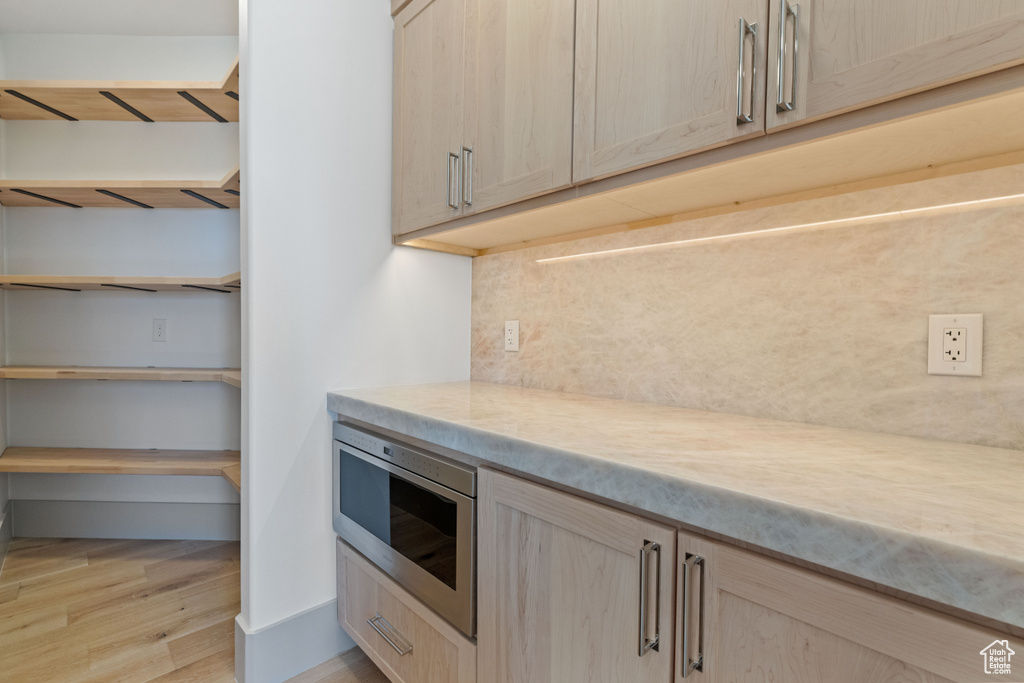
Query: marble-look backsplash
471,163,1024,450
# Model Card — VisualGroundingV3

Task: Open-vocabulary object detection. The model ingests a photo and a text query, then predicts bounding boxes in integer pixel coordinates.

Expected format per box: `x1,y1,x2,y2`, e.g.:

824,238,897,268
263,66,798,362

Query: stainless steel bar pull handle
637,540,661,657
461,146,473,207
776,0,799,112
736,18,758,124
446,151,461,210
680,553,706,678
367,613,413,656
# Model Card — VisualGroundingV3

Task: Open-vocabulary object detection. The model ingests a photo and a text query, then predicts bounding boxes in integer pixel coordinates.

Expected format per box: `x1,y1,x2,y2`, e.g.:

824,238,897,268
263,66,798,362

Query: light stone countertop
327,380,1024,629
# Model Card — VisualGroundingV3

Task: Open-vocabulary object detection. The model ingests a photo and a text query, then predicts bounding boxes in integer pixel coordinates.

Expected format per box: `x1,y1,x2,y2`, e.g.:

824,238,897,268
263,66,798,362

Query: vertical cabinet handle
736,18,758,124
461,146,473,207
367,613,413,656
637,540,661,657
776,0,799,112
446,151,461,210
680,553,706,678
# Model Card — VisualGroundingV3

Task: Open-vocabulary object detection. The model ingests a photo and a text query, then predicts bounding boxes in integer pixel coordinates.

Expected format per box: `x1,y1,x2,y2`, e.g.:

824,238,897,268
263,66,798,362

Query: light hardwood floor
0,536,390,683
285,648,390,683
0,537,240,682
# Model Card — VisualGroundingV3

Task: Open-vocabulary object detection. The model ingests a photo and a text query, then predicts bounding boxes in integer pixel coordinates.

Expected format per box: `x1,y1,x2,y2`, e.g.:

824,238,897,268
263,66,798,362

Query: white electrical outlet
928,314,981,376
504,320,519,352
153,318,167,343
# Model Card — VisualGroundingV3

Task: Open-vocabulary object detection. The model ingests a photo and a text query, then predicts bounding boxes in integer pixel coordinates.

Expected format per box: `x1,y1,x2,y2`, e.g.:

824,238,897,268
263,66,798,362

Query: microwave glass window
340,450,391,543
339,448,459,590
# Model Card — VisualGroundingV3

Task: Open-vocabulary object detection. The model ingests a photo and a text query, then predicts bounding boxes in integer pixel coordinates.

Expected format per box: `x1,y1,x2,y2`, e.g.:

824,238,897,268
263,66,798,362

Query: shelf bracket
98,91,154,122
177,91,228,123
3,89,77,121
95,189,154,209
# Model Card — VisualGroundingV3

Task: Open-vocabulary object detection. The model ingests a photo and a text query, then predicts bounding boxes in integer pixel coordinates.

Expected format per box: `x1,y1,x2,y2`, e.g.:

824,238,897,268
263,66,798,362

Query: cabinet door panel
337,539,476,683
479,469,675,683
463,0,574,215
766,0,1024,130
715,591,956,683
677,530,1022,683
393,0,465,235
574,0,768,182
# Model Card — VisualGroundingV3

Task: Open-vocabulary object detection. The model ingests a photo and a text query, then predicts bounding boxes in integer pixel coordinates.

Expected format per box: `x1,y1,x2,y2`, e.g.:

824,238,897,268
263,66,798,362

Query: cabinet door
573,0,769,183
479,469,675,683
677,530,1022,682
766,0,1024,131
393,0,466,236
462,0,574,215
337,539,477,683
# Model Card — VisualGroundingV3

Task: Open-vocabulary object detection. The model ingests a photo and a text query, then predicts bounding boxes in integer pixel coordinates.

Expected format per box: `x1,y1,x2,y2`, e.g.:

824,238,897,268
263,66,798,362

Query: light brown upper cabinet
573,0,770,183
766,0,1024,131
478,469,676,683
393,0,466,234
392,0,575,236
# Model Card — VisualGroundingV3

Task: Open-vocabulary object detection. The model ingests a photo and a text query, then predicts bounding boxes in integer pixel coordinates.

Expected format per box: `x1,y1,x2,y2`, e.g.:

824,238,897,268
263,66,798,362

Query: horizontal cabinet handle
367,613,413,656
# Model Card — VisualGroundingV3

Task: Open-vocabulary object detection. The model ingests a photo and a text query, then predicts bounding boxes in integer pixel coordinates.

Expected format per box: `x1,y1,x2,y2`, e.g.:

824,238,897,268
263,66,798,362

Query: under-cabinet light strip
535,192,1024,263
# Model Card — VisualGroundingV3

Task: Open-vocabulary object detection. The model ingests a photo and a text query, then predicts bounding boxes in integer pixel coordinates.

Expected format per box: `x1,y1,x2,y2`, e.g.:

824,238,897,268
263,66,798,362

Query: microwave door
338,445,392,544
334,441,475,634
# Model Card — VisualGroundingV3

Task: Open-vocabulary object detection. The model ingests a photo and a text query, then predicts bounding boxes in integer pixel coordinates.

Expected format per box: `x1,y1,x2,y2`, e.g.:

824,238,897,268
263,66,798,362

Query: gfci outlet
504,320,519,352
928,314,982,376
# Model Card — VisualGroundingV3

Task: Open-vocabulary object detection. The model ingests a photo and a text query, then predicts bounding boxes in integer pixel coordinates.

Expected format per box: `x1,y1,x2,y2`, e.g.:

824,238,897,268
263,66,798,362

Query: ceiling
0,0,237,36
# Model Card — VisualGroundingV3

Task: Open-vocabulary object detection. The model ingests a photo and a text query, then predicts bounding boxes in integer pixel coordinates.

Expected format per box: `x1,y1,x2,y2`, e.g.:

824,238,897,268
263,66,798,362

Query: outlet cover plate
928,314,982,376
153,318,167,343
504,320,519,352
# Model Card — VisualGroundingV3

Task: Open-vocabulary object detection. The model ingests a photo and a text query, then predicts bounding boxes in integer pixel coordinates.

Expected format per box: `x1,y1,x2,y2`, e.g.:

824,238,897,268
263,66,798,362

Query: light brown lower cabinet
337,539,476,683
678,529,1021,683
478,468,676,683
477,467,1020,683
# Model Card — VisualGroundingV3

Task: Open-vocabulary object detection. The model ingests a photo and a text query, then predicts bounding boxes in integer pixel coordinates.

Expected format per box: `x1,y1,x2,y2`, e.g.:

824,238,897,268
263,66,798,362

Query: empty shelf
220,370,242,388
0,447,241,477
0,366,241,384
0,272,241,293
220,463,242,492
0,58,239,122
0,167,240,209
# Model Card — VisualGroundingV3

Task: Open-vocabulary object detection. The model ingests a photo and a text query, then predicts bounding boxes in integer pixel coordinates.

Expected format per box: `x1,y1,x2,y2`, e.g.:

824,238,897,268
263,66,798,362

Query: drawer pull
637,540,661,656
736,17,758,124
446,151,461,210
775,0,799,112
461,146,473,207
367,613,413,656
680,553,706,677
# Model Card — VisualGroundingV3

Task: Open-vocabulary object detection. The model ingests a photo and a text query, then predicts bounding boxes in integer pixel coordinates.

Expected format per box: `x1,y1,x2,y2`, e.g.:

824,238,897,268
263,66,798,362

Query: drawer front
338,538,476,683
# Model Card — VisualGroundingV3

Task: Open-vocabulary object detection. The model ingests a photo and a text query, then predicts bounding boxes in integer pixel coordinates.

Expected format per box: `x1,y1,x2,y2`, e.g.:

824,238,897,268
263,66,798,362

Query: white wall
241,0,471,644
2,36,240,513
0,34,237,80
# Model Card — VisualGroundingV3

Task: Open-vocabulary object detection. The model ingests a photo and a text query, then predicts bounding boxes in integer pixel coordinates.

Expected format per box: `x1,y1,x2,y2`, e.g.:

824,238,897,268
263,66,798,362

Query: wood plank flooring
0,537,240,682
285,648,390,683
0,537,389,683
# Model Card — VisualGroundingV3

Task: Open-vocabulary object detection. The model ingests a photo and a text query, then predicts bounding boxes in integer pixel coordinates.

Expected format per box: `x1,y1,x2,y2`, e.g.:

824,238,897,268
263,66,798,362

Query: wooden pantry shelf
220,463,242,492
220,370,242,388
0,366,241,384
0,57,239,122
0,271,242,293
0,447,240,478
0,166,240,209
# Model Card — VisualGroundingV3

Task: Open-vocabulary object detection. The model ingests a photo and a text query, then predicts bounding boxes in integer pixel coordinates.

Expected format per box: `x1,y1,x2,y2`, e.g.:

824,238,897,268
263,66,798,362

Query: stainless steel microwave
332,421,476,637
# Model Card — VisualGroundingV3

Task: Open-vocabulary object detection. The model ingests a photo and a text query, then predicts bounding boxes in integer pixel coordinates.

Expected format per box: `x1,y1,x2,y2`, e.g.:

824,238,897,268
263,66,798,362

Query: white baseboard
11,500,240,540
234,600,355,683
0,502,12,579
